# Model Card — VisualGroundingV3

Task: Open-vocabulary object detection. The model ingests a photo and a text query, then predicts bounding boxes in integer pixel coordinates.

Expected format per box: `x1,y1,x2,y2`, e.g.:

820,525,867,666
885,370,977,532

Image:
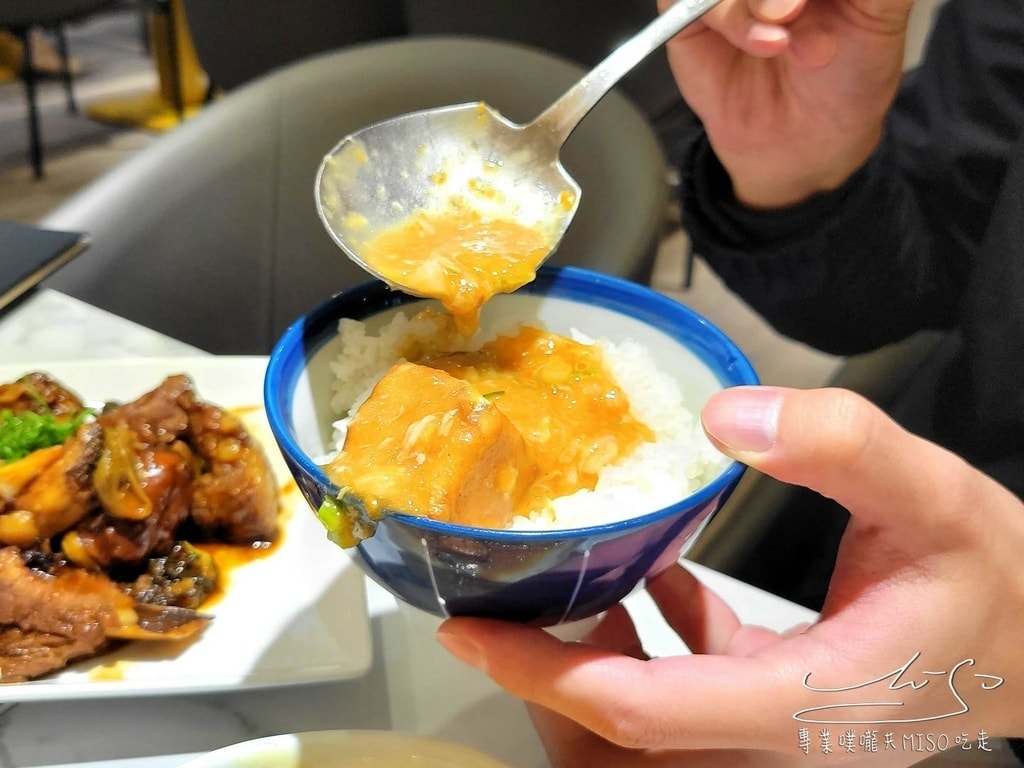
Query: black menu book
0,220,89,310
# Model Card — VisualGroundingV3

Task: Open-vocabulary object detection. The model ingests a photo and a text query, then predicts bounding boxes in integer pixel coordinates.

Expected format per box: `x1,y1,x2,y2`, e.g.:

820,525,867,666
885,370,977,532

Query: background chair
0,0,122,177
181,0,697,165
181,0,404,94
40,36,668,355
401,0,699,167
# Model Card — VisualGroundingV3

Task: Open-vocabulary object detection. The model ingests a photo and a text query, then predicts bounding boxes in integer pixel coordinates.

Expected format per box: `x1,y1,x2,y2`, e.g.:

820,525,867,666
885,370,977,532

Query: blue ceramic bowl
265,266,758,626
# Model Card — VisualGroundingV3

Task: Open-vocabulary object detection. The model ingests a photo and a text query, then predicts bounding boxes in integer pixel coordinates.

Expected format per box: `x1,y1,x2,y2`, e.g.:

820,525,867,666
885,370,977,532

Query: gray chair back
41,37,667,354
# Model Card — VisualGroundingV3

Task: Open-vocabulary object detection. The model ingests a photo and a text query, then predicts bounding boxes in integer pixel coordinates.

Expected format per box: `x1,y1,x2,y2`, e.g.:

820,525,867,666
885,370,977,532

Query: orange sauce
325,324,655,536
89,659,133,682
428,327,654,517
326,362,535,537
361,209,552,335
195,539,277,608
188,406,292,607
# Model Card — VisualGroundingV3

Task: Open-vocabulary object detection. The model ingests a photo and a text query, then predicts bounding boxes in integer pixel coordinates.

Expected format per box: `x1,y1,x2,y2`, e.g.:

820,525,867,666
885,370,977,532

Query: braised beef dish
0,372,280,682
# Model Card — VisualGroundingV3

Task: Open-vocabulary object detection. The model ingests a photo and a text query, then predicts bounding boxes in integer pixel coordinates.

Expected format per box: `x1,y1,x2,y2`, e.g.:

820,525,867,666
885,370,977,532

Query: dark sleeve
679,0,1024,357
1011,737,1024,763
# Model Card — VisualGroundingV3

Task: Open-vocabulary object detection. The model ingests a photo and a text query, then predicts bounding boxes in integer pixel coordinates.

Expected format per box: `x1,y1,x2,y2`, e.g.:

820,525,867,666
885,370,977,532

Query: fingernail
749,22,789,45
702,386,782,453
436,630,485,669
757,0,800,21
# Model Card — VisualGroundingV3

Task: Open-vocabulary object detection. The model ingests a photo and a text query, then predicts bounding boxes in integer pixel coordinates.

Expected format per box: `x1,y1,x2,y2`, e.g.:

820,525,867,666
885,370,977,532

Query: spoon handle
530,0,724,146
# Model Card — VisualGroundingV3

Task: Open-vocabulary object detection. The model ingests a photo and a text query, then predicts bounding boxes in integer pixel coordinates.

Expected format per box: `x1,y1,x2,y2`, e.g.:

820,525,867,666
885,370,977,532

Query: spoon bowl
315,101,578,292
315,0,723,298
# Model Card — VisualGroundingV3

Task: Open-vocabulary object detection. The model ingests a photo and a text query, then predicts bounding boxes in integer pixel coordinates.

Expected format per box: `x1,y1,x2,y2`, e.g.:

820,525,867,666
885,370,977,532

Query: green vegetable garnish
316,493,378,549
0,407,92,462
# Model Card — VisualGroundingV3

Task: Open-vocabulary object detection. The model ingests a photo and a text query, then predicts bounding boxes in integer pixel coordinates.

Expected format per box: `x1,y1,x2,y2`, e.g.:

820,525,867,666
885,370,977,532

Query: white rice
327,311,728,530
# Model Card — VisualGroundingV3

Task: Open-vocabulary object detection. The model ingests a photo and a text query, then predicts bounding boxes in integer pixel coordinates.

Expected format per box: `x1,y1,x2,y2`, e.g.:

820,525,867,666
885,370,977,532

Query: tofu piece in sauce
325,362,537,545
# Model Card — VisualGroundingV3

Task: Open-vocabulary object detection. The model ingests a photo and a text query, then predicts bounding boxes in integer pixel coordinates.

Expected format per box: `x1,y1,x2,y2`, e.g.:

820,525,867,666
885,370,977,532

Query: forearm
681,129,959,356
677,0,1024,356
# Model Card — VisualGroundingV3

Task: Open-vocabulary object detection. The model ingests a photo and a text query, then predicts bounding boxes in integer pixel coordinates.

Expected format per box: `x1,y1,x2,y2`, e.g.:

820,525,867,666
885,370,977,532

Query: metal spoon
315,0,722,296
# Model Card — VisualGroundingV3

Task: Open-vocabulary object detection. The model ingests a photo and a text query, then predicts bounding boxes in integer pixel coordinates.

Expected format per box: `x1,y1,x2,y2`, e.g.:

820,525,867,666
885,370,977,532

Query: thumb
700,386,1002,537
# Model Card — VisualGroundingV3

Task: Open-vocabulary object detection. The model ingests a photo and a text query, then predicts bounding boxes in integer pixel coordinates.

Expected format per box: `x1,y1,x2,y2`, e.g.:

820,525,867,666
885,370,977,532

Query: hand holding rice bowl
264,266,758,626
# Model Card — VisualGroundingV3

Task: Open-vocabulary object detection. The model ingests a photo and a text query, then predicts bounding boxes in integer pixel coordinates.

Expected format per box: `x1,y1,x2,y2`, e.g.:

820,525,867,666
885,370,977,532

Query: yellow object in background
87,0,210,132
0,30,19,83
